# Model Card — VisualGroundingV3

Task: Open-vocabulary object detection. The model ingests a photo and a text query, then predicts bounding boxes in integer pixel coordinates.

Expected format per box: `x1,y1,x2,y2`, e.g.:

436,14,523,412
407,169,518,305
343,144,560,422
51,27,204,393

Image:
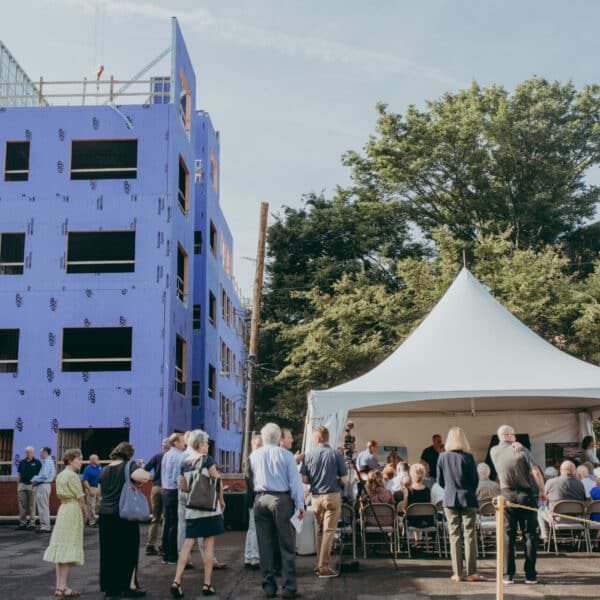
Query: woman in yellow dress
43,448,87,597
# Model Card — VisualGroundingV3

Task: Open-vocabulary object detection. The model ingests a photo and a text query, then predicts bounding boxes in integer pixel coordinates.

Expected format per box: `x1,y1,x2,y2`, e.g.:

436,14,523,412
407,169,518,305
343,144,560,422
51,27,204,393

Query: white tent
305,268,600,464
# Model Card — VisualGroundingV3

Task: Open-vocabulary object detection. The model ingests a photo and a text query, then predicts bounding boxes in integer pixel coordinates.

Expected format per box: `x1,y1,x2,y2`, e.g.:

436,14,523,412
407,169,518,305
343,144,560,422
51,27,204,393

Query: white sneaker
502,578,514,585
525,579,538,585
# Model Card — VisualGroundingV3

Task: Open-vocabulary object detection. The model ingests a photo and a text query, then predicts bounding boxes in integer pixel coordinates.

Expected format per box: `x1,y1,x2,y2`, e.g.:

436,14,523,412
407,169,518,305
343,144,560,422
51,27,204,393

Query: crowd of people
13,426,600,596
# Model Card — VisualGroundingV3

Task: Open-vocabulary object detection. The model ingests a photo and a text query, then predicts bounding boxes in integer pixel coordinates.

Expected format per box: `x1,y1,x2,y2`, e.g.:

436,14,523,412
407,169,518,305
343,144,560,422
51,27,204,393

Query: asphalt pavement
2,524,600,599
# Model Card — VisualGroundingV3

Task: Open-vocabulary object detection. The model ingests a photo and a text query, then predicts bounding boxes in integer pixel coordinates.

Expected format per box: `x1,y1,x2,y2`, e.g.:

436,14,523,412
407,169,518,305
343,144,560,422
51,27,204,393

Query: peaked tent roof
309,268,600,418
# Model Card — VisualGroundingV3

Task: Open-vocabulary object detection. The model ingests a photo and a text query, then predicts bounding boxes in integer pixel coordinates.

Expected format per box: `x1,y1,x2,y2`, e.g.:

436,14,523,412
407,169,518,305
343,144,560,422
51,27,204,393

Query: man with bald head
539,460,586,542
82,453,102,527
491,425,546,585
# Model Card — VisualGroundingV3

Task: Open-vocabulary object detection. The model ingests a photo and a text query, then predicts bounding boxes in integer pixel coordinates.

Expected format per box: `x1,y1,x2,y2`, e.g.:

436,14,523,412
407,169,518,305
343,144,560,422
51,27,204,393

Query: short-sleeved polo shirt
301,444,347,495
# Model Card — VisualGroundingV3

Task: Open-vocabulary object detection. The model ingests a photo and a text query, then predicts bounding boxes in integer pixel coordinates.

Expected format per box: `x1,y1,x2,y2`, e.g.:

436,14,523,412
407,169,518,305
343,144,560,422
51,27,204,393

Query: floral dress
43,469,85,565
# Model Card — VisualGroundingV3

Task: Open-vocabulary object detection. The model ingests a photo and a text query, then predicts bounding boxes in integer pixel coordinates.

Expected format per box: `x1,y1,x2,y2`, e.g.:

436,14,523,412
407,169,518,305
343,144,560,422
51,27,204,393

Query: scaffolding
0,41,48,108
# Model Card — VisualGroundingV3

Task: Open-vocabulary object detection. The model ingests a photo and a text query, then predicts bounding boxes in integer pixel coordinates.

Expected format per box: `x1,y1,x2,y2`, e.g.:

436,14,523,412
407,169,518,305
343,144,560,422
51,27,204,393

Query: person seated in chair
475,463,500,506
400,464,433,528
538,460,586,541
360,471,394,526
577,464,594,498
382,465,396,491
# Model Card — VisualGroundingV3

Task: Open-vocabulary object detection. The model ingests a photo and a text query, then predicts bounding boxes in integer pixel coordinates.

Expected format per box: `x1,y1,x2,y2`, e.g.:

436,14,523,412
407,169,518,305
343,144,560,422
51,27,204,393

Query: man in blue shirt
301,426,347,579
143,438,169,555
250,423,305,599
31,447,56,533
82,454,102,527
161,432,185,564
16,446,41,530
357,440,382,472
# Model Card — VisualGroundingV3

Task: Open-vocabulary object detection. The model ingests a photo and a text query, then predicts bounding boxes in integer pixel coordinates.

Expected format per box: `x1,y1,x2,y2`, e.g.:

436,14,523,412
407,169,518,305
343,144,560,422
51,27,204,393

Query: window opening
175,335,187,395
194,231,202,255
208,364,216,399
193,304,201,329
209,221,217,256
179,69,191,133
66,231,135,274
208,291,216,326
57,428,129,466
191,381,200,407
0,329,19,373
5,141,30,181
70,140,137,180
62,327,132,372
177,244,188,306
0,429,13,475
0,233,25,274
178,156,189,215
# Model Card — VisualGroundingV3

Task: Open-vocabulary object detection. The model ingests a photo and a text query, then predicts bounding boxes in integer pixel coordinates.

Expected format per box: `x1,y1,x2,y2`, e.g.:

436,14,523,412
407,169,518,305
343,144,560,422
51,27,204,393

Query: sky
4,0,600,296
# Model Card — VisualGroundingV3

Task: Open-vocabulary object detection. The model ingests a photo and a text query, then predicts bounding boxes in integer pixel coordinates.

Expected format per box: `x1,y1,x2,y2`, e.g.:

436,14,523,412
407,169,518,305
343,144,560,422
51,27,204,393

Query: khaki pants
36,483,52,531
86,486,101,525
147,486,163,548
312,492,341,570
444,506,478,578
17,483,36,526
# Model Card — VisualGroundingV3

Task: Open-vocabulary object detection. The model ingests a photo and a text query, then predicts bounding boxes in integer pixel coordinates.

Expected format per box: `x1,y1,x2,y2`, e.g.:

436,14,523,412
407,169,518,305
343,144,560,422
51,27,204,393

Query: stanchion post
495,495,504,600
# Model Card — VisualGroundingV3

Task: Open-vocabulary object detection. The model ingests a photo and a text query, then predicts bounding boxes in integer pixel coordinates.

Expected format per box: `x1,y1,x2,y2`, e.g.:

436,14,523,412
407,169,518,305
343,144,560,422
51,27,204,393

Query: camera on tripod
343,421,355,461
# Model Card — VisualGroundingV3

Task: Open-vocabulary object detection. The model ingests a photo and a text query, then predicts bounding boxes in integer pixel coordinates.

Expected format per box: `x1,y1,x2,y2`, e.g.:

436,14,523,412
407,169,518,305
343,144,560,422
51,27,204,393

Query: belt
312,491,341,496
257,490,290,495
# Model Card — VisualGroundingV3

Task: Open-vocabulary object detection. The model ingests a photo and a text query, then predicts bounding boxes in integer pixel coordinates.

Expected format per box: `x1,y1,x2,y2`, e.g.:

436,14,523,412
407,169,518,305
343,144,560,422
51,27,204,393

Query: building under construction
0,18,247,473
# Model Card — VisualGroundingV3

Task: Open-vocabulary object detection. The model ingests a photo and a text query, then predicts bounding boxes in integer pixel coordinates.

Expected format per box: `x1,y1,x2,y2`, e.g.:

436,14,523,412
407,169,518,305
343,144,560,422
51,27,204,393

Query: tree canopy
344,78,600,247
256,77,600,432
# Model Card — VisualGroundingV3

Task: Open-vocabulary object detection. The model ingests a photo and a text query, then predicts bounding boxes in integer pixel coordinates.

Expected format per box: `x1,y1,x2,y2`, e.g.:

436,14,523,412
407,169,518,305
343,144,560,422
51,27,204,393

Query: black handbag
185,456,220,512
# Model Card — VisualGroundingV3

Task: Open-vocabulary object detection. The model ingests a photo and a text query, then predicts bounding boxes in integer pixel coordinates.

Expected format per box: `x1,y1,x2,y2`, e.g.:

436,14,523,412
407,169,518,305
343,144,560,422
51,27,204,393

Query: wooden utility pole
242,202,269,465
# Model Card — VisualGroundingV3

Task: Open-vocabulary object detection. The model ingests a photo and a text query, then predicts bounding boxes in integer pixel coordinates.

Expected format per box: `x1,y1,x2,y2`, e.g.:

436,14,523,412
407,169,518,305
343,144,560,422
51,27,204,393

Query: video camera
343,421,356,461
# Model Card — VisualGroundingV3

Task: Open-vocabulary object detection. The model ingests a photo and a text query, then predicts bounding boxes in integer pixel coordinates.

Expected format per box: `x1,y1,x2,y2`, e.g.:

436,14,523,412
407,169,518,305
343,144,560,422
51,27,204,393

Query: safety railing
0,77,171,106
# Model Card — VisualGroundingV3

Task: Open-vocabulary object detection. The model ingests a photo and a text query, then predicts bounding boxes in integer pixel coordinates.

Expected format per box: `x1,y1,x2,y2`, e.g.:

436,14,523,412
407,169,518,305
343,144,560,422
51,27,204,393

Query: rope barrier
491,496,598,600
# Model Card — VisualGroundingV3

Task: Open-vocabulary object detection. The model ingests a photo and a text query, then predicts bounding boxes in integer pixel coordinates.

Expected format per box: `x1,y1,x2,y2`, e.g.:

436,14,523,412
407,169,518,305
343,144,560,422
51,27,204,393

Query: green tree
264,192,421,324
344,78,600,247
266,232,586,430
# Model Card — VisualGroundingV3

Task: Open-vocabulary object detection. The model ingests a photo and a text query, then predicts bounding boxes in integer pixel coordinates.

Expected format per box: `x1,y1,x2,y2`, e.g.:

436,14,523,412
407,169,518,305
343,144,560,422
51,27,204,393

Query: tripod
345,455,399,570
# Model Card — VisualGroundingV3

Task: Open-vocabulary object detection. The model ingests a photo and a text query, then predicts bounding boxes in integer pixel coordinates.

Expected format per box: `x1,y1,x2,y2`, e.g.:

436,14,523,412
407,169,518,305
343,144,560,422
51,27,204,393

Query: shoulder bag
119,461,151,521
185,455,220,511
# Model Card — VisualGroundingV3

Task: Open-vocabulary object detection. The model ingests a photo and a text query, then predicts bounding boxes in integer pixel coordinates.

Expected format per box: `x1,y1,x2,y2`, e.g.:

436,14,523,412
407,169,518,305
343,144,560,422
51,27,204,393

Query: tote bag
185,456,220,512
119,461,151,522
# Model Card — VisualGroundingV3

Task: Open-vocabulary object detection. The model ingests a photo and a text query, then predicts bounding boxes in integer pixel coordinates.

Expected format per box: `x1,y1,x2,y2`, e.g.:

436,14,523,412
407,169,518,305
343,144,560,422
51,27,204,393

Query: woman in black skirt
98,442,151,598
170,430,225,598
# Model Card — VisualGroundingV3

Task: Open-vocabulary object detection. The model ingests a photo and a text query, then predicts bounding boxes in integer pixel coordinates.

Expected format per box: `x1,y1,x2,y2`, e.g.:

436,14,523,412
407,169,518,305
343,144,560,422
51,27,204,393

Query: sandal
170,581,184,598
55,591,65,598
213,561,227,569
63,590,81,598
202,584,216,596
466,574,486,582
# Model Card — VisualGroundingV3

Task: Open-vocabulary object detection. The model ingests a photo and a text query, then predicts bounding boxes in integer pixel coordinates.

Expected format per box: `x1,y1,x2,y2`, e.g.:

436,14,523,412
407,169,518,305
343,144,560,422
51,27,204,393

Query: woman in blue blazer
437,427,485,583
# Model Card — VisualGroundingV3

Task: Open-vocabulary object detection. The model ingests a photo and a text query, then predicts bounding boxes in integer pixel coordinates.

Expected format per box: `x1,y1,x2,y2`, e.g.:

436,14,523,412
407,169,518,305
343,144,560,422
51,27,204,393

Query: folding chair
548,500,591,554
404,503,442,558
435,500,449,558
359,503,398,560
586,500,600,550
335,502,357,560
477,501,496,557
